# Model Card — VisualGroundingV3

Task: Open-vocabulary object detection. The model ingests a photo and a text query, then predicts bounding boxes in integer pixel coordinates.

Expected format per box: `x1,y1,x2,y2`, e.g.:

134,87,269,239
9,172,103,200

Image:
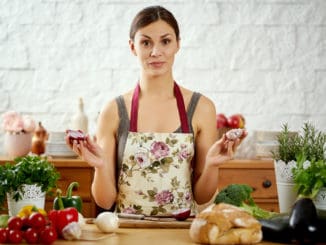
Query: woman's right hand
65,134,105,168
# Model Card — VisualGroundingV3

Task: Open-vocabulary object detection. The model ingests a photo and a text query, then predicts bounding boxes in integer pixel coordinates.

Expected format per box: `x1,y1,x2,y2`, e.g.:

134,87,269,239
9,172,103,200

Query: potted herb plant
291,127,326,213
0,155,60,216
292,153,326,198
273,122,326,213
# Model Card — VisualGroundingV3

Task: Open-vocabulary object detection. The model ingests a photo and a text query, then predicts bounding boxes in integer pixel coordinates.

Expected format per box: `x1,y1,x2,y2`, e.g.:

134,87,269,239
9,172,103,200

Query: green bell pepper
53,182,83,213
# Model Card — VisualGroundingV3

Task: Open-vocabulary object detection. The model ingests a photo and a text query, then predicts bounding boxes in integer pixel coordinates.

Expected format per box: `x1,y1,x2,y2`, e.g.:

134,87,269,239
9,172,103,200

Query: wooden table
55,224,283,245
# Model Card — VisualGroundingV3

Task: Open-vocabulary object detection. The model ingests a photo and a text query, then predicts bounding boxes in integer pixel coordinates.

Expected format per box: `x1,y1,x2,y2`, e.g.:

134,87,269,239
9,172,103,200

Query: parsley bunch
0,156,60,210
293,153,326,198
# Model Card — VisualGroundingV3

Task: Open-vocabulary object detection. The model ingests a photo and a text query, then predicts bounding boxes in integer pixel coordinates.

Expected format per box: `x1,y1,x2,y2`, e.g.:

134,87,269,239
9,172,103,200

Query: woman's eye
162,39,171,45
142,40,151,47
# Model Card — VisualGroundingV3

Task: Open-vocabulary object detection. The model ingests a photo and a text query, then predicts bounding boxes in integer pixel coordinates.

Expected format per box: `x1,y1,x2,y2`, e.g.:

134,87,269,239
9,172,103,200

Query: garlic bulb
94,212,119,233
62,222,82,240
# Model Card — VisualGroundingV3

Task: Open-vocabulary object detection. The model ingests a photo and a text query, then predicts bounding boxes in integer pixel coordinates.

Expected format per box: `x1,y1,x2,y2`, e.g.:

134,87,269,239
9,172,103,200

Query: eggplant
260,199,326,244
289,198,319,244
259,214,292,243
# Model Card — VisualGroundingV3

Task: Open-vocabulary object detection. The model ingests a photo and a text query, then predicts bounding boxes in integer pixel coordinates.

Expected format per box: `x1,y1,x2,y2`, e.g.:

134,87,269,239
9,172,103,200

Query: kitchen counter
56,224,284,245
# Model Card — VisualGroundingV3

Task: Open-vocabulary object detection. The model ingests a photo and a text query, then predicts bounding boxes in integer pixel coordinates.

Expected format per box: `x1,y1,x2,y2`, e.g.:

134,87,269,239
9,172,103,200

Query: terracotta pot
4,132,32,157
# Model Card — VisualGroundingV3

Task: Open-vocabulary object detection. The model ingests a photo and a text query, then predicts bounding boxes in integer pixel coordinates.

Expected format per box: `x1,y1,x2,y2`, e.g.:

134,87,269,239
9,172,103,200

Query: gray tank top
115,92,202,171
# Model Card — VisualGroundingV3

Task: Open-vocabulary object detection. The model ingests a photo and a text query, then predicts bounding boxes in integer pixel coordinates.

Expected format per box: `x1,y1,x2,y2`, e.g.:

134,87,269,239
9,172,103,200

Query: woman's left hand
206,130,247,166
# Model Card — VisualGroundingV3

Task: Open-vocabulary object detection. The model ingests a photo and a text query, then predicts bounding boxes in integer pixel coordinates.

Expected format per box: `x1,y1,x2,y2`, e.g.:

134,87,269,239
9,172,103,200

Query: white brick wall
1,0,326,155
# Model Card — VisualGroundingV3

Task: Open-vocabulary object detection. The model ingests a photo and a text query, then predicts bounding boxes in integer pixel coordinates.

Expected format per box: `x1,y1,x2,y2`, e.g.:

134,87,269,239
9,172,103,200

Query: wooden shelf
217,159,279,212
1,157,279,216
0,156,97,218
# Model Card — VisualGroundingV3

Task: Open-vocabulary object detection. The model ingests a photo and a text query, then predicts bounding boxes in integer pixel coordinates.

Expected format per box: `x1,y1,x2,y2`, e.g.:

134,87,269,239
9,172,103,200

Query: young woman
67,5,246,216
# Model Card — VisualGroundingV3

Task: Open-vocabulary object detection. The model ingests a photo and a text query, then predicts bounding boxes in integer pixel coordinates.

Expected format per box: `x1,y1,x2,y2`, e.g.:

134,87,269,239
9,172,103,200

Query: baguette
189,203,262,244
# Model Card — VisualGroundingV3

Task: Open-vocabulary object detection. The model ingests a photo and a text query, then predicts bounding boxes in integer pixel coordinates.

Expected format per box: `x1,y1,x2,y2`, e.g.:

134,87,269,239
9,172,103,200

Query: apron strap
130,83,140,132
173,82,190,133
130,82,190,133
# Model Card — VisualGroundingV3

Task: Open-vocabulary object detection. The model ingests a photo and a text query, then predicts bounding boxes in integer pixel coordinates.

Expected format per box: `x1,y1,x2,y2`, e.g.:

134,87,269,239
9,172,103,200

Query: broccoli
214,184,277,219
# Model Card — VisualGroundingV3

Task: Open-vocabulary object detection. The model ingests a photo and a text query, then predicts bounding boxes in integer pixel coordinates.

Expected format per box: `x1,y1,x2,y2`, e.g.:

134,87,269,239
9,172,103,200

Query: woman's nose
150,44,162,56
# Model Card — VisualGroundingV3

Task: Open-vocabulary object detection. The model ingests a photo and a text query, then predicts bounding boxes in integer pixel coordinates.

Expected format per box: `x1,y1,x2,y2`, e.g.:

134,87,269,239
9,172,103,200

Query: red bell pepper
48,189,78,237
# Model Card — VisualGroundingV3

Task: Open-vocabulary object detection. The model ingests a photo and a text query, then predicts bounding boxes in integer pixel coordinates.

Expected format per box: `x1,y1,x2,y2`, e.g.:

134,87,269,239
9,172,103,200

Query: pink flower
135,150,150,168
1,111,36,133
123,207,137,214
150,141,169,159
184,191,192,203
22,115,36,132
155,190,174,205
178,146,191,161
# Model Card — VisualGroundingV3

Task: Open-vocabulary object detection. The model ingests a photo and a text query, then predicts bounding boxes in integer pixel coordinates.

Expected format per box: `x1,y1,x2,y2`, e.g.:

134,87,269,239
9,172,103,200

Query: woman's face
130,20,180,78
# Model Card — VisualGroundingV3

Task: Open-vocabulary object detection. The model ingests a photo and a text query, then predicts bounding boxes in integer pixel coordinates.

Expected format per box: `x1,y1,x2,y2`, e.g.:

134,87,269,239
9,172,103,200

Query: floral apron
116,82,196,216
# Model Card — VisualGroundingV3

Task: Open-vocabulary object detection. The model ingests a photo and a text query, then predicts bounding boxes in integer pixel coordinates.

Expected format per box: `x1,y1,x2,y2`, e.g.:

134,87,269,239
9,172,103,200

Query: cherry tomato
8,229,23,244
24,227,39,244
39,226,57,244
22,216,32,230
7,216,23,230
0,228,8,243
28,212,46,229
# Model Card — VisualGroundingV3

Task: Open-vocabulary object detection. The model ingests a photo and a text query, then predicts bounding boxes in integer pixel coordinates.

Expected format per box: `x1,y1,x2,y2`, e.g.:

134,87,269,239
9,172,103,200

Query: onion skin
172,208,191,221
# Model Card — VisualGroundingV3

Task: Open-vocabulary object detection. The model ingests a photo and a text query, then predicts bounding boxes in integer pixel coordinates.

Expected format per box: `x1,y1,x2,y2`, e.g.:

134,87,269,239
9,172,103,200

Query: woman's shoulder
97,91,133,135
180,86,216,113
101,91,133,115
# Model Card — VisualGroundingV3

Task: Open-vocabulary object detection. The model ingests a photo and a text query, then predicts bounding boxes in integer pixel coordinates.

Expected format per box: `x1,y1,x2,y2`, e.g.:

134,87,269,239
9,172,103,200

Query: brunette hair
129,6,180,41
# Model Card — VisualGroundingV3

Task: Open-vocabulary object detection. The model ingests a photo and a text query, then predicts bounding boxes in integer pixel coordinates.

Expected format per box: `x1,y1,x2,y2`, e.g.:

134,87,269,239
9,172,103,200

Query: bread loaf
189,203,262,244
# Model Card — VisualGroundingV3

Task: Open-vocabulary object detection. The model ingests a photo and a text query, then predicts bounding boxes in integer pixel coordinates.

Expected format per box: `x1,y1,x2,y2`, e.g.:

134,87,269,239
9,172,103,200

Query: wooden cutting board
86,217,192,229
118,217,192,228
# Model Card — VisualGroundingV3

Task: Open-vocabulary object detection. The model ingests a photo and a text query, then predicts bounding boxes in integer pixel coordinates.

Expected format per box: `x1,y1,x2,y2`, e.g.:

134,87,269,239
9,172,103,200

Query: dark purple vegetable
259,215,292,243
289,198,319,244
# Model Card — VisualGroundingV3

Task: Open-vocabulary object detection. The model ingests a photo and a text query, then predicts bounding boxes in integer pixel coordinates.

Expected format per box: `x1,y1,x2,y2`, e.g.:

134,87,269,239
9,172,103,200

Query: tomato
7,216,23,230
24,227,39,244
8,229,23,244
39,226,57,244
28,212,46,229
21,215,30,230
0,228,8,243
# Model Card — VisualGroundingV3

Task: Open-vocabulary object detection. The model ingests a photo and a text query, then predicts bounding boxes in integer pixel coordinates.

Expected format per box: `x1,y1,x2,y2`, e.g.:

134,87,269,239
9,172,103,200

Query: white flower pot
7,184,45,216
274,160,298,213
314,187,326,217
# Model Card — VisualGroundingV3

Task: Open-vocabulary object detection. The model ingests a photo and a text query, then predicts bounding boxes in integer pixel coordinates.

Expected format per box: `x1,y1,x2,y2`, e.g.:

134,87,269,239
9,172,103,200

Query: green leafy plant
274,122,326,198
273,123,300,162
273,122,326,163
292,153,326,198
0,156,60,210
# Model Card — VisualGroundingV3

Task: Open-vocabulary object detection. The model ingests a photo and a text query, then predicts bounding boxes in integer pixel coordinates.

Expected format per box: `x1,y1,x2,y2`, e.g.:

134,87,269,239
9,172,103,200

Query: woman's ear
129,39,137,56
176,39,181,53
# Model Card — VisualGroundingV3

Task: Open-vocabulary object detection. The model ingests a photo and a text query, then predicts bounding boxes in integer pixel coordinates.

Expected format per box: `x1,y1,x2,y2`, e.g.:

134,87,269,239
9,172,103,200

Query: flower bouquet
1,111,36,157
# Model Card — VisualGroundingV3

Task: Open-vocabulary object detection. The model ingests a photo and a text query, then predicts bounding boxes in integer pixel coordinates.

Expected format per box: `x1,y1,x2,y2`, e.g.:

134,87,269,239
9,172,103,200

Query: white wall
1,0,326,155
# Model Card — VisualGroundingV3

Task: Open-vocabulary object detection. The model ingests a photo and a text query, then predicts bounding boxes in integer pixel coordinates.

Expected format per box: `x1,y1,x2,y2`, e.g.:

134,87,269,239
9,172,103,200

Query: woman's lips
149,61,165,68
